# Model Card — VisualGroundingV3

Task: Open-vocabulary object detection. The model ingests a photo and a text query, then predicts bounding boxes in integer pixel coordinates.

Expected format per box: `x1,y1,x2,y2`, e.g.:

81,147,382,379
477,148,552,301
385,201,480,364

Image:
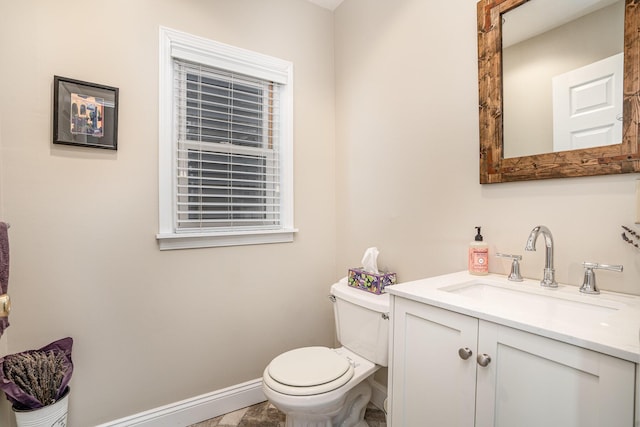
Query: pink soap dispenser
468,226,489,275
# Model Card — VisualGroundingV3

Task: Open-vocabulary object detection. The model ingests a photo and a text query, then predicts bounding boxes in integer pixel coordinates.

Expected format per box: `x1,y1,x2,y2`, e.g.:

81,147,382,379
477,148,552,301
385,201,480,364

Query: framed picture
53,76,119,150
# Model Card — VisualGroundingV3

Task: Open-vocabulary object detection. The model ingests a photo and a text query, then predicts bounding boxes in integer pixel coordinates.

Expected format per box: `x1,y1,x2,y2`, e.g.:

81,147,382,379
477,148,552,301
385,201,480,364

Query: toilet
262,278,390,427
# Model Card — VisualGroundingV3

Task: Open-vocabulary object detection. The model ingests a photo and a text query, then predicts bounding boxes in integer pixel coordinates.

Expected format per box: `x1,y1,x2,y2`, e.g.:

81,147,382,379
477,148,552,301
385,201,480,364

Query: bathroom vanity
386,271,639,427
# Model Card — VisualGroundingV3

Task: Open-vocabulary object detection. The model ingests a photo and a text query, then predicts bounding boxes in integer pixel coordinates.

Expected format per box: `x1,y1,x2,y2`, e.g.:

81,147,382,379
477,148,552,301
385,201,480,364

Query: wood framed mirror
477,0,640,183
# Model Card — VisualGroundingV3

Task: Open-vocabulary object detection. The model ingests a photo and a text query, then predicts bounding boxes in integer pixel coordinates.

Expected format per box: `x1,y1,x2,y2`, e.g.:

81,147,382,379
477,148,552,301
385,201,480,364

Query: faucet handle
496,253,523,282
580,262,623,295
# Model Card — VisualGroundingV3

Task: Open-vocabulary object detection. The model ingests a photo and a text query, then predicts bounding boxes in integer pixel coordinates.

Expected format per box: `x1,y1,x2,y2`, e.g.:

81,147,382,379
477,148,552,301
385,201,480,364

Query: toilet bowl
262,279,390,427
263,347,377,427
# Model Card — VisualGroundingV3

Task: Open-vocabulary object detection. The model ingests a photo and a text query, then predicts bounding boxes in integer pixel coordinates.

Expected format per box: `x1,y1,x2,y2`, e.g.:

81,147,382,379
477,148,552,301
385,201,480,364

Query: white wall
334,0,639,295
0,0,336,425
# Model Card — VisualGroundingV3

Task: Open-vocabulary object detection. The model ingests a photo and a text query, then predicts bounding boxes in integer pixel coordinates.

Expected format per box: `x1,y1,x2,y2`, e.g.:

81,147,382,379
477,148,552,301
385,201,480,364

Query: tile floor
188,401,387,427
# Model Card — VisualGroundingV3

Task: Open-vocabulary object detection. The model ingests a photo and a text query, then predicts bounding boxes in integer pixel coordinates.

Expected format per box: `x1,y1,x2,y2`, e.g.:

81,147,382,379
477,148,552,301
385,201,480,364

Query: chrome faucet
525,225,558,288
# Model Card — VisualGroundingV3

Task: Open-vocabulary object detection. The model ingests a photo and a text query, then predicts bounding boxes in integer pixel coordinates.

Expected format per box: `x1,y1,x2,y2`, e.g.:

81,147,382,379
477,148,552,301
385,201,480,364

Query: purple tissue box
347,268,397,294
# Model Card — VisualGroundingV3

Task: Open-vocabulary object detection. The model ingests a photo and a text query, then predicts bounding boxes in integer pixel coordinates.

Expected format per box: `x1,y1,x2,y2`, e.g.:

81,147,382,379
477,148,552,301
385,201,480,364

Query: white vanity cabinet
389,296,636,427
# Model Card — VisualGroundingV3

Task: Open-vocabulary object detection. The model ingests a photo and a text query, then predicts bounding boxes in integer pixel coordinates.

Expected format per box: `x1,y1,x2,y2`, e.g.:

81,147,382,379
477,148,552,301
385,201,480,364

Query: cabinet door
475,321,635,427
390,298,478,427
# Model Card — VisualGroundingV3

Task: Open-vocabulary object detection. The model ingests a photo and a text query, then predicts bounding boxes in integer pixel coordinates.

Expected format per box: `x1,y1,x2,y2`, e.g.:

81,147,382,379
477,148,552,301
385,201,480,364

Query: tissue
361,247,380,274
348,247,397,294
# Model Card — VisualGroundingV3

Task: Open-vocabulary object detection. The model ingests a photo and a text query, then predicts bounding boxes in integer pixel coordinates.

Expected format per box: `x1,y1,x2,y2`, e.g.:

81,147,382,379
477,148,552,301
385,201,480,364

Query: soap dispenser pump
468,226,489,275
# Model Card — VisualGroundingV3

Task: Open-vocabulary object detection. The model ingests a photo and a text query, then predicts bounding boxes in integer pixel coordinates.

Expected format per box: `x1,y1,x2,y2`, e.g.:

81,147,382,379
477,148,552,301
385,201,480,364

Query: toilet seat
264,347,355,396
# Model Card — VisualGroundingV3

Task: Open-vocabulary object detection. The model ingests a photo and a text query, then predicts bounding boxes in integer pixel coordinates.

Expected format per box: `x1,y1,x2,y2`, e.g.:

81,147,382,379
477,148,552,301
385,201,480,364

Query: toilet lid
265,346,355,395
269,347,351,387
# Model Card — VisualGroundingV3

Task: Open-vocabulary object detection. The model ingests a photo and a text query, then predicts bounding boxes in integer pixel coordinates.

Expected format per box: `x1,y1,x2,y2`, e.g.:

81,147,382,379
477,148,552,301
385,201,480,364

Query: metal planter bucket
13,388,69,427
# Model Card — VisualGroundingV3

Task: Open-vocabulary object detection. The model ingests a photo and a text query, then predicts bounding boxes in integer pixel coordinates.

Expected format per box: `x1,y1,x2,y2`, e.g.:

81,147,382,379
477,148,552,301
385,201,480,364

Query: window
157,27,295,250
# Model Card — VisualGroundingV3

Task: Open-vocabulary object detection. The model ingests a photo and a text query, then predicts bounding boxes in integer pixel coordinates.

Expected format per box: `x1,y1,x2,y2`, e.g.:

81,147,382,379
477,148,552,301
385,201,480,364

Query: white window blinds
174,59,281,231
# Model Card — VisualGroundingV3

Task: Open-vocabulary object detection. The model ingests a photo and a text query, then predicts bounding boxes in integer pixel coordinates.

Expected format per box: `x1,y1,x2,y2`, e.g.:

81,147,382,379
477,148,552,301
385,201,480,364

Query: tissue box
348,268,397,294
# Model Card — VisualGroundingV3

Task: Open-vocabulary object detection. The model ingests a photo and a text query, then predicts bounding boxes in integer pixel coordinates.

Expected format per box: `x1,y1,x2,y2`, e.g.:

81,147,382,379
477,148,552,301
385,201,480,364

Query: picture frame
53,76,119,150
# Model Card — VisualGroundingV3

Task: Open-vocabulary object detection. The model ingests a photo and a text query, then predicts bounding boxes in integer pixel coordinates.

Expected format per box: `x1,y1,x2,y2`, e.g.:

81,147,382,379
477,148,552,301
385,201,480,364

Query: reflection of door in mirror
502,0,624,159
552,52,623,152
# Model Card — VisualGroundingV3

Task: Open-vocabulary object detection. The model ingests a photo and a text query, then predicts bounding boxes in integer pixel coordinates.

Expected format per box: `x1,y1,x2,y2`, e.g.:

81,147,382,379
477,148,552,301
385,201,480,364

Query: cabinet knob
477,353,491,367
458,347,473,360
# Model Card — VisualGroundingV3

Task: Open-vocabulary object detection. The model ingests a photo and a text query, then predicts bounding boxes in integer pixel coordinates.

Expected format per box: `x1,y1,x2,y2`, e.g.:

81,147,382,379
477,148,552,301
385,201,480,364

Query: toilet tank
330,278,390,367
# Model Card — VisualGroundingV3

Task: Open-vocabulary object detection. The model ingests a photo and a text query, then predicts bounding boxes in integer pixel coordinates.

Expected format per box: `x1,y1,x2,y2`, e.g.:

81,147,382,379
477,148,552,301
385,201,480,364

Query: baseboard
369,379,387,412
97,377,388,427
96,378,266,427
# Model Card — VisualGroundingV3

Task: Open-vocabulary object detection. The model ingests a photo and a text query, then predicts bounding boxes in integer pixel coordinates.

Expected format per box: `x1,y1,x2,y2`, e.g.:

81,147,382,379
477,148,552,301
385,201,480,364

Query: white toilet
262,278,390,427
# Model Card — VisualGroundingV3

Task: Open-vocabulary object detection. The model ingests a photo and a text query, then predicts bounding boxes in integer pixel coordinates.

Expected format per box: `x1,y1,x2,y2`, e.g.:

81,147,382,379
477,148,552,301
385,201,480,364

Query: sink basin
440,280,621,323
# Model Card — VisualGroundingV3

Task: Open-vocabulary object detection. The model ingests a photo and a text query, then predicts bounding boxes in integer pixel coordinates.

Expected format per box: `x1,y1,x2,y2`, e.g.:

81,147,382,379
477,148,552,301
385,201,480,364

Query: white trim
165,27,291,84
96,377,387,426
369,379,387,412
157,228,298,250
96,379,265,427
158,27,175,236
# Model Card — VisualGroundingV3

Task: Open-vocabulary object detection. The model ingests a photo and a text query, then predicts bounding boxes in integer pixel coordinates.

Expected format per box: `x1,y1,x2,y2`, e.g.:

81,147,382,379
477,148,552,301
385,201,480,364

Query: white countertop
387,271,640,363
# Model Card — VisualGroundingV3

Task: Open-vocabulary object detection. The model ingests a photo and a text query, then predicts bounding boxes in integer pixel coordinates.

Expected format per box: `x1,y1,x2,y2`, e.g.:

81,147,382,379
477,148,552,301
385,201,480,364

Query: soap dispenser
468,226,489,275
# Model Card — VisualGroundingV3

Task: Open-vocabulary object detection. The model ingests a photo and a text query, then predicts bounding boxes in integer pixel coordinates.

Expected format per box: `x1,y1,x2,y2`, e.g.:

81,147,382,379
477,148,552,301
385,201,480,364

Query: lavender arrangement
621,225,640,250
0,337,73,410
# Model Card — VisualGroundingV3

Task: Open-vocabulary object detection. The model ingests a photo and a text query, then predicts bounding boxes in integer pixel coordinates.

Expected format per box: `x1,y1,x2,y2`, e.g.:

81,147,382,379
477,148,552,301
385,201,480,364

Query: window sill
156,228,298,250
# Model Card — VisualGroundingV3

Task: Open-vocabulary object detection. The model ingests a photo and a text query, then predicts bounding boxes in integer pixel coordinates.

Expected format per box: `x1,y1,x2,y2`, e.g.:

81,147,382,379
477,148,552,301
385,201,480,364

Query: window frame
157,27,295,250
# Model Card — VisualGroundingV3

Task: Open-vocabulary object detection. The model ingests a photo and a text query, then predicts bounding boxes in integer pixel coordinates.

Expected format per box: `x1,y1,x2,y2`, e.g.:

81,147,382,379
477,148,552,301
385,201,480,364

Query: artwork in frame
53,76,119,150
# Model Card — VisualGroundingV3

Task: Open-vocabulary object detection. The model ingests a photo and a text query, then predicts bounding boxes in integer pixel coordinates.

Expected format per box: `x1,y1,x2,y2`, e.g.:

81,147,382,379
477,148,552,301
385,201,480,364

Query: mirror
503,0,624,159
477,0,640,183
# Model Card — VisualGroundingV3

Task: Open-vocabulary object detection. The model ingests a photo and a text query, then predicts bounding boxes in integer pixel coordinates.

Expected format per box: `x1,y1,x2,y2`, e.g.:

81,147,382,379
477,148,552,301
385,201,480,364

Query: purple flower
0,337,73,410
